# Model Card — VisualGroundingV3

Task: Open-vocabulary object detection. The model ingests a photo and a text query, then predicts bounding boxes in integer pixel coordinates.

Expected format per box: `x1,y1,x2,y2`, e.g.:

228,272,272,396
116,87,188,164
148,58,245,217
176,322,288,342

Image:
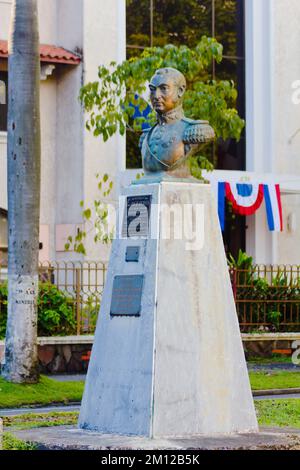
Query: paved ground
254,393,300,400
10,425,300,450
0,404,80,416
50,374,86,382
1,393,300,417
247,363,300,371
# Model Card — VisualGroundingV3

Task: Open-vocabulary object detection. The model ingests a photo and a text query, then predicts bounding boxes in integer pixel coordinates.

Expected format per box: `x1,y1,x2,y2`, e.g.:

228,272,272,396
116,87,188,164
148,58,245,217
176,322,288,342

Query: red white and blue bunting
218,182,283,232
263,184,283,232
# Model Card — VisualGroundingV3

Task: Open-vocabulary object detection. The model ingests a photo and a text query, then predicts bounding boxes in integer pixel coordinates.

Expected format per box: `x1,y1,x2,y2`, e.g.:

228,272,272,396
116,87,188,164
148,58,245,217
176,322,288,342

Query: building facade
0,0,125,264
0,0,300,265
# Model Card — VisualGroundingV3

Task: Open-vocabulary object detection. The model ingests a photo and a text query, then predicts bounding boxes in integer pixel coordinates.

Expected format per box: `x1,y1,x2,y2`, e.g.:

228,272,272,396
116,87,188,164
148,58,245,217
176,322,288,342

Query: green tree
2,0,41,383
80,37,244,176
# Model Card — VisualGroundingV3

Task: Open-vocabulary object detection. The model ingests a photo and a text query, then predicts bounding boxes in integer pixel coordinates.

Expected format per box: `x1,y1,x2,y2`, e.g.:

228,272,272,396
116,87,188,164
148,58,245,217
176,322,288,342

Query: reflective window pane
125,0,245,170
127,0,151,56
215,0,244,58
153,0,211,48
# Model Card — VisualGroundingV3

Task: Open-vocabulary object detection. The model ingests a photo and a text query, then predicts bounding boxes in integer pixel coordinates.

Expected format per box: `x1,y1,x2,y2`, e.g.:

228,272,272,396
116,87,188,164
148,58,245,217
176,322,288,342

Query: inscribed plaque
110,275,144,316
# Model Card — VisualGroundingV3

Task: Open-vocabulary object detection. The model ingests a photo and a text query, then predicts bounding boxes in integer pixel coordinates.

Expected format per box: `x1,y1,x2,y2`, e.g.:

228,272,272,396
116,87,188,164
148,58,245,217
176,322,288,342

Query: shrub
37,283,76,336
0,281,76,339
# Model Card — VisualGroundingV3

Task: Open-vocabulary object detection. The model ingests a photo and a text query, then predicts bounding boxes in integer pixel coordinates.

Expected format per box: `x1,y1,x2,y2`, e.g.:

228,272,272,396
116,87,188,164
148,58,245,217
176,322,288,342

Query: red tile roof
0,40,81,65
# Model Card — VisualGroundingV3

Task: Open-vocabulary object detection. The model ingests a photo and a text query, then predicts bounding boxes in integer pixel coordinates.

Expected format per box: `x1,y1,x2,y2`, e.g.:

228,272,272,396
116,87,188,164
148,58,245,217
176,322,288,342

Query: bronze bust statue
139,67,215,178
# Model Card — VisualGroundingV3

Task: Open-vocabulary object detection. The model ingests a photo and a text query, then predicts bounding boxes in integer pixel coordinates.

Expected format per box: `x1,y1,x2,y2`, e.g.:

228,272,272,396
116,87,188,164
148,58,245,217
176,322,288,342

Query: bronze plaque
110,275,144,316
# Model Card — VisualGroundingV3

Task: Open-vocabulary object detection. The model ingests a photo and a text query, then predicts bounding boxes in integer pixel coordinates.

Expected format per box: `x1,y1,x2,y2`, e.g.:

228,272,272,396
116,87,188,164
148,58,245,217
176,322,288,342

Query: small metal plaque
122,195,151,238
110,275,144,316
125,246,140,262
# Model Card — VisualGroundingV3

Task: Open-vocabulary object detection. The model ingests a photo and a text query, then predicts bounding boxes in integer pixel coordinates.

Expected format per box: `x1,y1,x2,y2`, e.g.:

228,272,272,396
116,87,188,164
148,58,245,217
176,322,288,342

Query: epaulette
183,121,215,144
138,128,150,149
182,117,208,125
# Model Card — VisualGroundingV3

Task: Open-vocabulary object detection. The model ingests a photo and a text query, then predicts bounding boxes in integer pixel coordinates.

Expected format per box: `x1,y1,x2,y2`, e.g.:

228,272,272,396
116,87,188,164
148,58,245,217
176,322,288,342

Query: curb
0,401,81,411
253,388,300,396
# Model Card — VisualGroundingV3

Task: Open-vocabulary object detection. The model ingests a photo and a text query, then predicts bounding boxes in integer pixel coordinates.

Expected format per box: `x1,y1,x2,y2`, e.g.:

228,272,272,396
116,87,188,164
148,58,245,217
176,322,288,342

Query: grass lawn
0,375,84,408
2,411,79,450
2,433,37,450
2,411,78,430
255,399,300,428
0,371,299,411
249,371,300,390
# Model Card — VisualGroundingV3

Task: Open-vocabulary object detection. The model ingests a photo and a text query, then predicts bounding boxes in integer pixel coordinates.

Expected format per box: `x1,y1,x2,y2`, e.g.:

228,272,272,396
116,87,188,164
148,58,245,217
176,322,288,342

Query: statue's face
149,74,183,114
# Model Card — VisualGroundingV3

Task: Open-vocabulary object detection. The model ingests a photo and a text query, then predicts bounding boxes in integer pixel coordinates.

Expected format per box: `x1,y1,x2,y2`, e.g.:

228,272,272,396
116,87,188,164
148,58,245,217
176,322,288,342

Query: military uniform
139,106,215,174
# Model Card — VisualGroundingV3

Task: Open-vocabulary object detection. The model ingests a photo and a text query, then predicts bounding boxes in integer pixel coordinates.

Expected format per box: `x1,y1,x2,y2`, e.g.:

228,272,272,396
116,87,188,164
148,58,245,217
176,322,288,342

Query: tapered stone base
79,182,258,437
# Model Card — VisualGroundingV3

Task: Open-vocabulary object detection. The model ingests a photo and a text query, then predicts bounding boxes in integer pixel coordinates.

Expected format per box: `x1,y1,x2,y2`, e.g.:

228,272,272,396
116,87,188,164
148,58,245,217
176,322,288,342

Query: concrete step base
11,426,300,450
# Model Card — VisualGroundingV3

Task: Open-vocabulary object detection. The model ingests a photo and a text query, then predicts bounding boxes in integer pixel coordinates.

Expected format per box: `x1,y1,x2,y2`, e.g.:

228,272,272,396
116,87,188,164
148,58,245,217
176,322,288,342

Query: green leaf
83,208,92,220
75,243,86,255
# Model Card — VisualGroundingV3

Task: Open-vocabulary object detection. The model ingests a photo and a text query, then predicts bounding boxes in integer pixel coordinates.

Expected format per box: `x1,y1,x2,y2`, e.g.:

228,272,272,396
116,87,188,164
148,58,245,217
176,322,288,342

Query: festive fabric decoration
130,94,152,130
263,184,283,232
225,182,264,216
217,181,283,232
218,182,226,231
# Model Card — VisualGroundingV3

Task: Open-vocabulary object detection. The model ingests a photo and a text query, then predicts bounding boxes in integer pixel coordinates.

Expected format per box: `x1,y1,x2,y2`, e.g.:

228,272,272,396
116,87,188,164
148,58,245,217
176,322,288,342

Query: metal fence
0,261,106,335
230,264,300,332
0,262,300,334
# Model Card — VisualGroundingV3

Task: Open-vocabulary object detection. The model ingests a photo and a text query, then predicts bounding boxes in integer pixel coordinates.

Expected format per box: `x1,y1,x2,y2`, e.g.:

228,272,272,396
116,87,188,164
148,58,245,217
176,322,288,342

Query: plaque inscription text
110,274,144,316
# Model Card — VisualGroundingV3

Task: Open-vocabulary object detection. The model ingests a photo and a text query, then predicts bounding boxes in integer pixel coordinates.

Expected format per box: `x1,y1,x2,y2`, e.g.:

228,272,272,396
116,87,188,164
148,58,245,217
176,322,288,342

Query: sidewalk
247,363,300,372
49,374,86,382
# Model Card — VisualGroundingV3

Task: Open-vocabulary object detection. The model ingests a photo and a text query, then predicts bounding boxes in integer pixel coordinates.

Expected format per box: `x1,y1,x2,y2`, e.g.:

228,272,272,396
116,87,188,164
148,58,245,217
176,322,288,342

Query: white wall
272,0,300,264
0,0,12,39
55,2,84,262
278,193,300,264
245,0,300,264
0,132,7,210
82,0,126,261
0,0,57,43
57,0,83,51
38,0,57,44
0,0,127,263
40,76,57,260
272,0,300,176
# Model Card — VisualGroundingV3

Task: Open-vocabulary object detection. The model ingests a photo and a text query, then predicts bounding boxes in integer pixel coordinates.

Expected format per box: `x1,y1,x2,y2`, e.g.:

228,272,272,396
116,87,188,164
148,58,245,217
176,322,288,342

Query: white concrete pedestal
79,182,258,437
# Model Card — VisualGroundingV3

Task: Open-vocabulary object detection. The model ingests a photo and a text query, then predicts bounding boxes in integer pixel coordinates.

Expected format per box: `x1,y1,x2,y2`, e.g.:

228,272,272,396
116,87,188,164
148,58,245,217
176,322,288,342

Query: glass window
215,0,243,58
153,0,211,48
126,0,246,257
127,0,151,58
0,72,8,132
126,0,245,171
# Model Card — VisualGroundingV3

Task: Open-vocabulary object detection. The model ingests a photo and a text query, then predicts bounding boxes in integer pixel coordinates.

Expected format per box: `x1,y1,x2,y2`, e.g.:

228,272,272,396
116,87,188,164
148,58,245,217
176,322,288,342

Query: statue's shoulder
138,127,151,149
182,118,215,144
182,117,208,125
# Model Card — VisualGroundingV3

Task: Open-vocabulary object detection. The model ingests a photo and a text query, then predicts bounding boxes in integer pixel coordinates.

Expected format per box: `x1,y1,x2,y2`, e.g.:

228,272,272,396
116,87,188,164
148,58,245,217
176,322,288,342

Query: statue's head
149,67,186,114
